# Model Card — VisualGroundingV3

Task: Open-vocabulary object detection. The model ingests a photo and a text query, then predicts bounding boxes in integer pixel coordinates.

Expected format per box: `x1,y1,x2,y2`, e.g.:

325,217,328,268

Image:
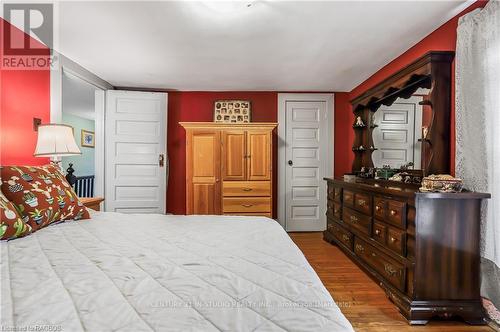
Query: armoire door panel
192,183,218,214
247,130,271,180
186,130,221,214
192,133,218,179
222,131,246,181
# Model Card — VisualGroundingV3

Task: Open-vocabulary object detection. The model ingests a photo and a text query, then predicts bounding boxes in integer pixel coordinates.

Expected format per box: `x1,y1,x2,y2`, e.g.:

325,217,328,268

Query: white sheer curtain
456,0,500,314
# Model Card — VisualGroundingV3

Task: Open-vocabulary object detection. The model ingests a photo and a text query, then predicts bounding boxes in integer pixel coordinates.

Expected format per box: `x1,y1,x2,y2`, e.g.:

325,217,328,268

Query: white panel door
285,101,328,231
372,96,422,168
105,90,167,213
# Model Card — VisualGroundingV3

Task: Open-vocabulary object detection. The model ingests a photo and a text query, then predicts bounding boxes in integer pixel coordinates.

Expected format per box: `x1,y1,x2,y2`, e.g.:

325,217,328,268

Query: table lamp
34,124,81,170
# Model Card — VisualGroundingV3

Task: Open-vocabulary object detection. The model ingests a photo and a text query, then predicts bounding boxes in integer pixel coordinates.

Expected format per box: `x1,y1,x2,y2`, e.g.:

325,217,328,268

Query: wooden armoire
180,122,277,217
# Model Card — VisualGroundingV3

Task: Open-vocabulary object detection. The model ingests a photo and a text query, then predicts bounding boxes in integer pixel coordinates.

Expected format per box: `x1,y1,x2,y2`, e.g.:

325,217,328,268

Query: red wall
333,92,354,177
167,92,278,215
0,18,51,165
340,0,488,176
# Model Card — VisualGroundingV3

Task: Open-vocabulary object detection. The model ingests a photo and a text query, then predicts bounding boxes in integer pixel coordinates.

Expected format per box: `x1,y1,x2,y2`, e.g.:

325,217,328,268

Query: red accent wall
334,92,354,178
339,0,488,176
167,92,278,215
0,18,51,165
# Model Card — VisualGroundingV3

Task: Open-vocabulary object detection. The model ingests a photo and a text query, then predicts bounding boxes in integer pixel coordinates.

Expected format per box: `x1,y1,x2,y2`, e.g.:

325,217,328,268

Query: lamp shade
34,124,82,157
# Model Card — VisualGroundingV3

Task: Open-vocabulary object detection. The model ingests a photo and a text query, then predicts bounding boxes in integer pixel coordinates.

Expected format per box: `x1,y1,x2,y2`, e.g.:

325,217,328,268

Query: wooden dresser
324,177,490,325
181,122,276,217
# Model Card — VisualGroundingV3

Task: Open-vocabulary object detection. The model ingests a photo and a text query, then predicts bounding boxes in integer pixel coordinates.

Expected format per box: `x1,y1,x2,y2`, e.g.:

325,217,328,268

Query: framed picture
81,130,95,148
214,100,251,123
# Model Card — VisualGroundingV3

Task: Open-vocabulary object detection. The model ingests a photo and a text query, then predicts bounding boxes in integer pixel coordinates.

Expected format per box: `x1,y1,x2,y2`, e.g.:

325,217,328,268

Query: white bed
1,212,353,331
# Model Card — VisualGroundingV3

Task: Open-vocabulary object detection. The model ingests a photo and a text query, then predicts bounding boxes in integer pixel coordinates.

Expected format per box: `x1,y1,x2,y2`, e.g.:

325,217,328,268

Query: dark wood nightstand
79,197,105,211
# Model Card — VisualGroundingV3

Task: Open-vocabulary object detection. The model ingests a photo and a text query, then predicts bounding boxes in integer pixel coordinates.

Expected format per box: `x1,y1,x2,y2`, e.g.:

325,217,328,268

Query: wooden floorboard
290,232,495,332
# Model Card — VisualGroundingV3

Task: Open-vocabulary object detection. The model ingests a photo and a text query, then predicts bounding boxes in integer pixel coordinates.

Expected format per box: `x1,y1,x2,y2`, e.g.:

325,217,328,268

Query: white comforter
1,212,353,332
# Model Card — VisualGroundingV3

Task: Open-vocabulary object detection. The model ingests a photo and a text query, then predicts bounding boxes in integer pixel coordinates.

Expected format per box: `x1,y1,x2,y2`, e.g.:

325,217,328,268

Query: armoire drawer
343,207,371,236
223,197,271,213
225,212,272,218
223,181,270,197
354,238,406,291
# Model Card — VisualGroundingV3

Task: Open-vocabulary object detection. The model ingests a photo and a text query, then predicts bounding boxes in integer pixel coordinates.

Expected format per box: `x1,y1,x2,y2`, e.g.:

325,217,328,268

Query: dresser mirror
350,51,454,177
370,87,431,170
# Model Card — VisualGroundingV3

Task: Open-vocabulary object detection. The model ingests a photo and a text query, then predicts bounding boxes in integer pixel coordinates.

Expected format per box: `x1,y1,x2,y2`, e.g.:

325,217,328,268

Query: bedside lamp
34,124,81,169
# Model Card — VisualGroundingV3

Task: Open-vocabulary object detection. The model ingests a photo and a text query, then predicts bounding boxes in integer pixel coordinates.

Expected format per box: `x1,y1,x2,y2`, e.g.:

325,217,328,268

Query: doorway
60,71,104,198
278,94,334,231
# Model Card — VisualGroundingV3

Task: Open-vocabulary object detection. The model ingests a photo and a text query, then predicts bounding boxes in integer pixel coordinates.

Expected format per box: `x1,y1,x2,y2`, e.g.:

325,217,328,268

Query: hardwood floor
290,232,495,332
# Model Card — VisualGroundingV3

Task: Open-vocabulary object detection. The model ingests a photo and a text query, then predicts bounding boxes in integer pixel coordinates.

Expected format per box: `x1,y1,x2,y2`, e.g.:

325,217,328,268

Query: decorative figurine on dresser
324,51,491,325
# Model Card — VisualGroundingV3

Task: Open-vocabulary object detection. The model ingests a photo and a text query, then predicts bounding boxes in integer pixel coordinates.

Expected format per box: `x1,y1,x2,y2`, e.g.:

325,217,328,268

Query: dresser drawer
372,221,387,245
354,238,406,291
327,199,334,219
387,226,406,256
354,193,372,215
223,197,271,213
343,207,371,236
374,197,386,220
387,200,407,229
223,181,270,197
343,190,355,207
327,184,335,200
333,201,342,220
331,222,353,250
334,187,342,203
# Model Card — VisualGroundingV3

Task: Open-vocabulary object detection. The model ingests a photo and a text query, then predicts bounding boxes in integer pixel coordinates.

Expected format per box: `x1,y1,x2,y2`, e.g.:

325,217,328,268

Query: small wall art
213,100,251,123
81,130,95,148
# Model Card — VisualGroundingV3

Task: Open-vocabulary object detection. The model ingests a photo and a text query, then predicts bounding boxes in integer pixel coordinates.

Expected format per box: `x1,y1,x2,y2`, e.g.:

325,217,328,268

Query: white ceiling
54,1,472,91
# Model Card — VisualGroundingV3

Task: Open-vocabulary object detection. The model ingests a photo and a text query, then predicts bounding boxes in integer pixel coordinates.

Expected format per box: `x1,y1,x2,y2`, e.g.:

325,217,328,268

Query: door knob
288,160,293,166
159,154,165,167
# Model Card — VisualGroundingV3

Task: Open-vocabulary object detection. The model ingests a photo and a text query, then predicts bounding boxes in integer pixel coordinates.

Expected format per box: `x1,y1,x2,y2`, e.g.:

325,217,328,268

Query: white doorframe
277,93,334,230
50,57,111,198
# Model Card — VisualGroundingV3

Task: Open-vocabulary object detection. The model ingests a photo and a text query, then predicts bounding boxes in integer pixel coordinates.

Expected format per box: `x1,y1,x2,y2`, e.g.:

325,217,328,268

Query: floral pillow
0,165,90,231
0,191,32,240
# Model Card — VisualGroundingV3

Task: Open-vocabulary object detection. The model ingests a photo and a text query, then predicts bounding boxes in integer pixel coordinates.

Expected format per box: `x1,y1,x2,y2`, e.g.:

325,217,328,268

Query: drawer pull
242,188,253,192
375,206,382,212
384,263,397,277
355,244,364,253
358,199,366,206
390,237,397,243
390,210,397,216
375,229,381,235
334,208,339,214
371,252,377,257
242,204,254,208
342,234,350,242
350,216,358,223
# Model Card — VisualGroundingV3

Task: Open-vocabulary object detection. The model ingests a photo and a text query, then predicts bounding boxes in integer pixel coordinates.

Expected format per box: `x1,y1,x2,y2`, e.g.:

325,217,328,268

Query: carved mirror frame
350,51,454,177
